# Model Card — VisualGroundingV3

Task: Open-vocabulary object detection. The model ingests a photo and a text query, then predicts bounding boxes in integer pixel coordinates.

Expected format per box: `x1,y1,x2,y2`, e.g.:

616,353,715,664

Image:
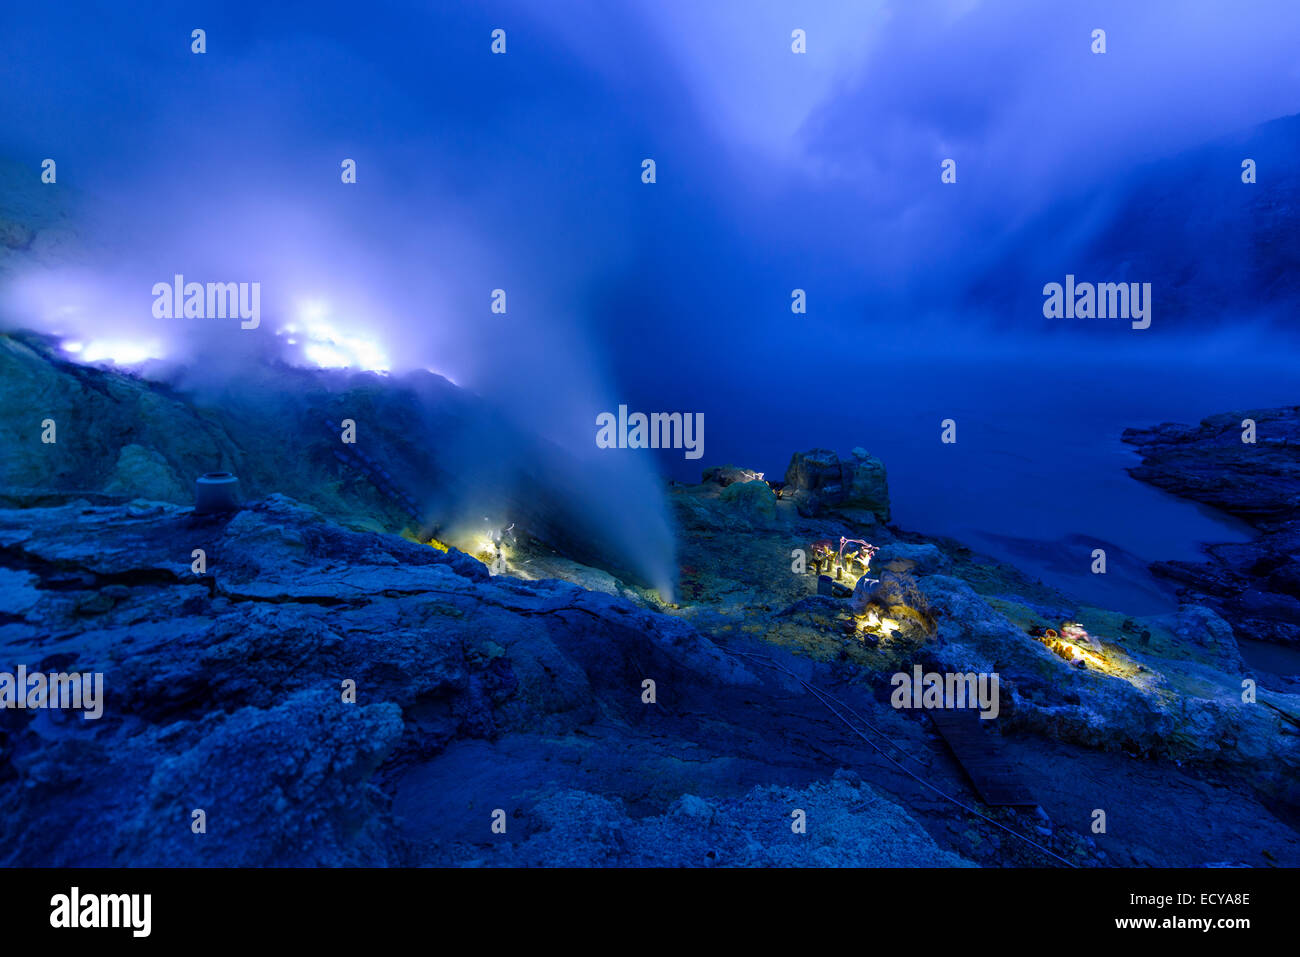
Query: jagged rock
1123,407,1300,519
1125,407,1300,647
123,690,407,865
784,448,889,522
786,448,840,493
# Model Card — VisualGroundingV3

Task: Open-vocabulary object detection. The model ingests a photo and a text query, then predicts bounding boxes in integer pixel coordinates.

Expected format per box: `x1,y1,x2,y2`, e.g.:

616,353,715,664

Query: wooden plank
928,708,1037,807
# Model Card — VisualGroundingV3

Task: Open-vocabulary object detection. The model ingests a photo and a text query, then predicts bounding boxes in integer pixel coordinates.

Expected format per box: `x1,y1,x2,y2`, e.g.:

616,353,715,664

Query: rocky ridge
1123,407,1300,648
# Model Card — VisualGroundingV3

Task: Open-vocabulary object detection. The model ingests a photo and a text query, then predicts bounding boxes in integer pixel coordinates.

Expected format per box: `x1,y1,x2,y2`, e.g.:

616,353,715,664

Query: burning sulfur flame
277,304,391,373
62,337,165,367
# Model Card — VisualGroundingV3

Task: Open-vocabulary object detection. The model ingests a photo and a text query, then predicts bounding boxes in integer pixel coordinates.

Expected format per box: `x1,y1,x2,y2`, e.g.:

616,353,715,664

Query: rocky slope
0,340,1296,867
667,470,1300,798
0,331,670,587
1123,407,1300,648
2,474,1296,867
0,493,976,866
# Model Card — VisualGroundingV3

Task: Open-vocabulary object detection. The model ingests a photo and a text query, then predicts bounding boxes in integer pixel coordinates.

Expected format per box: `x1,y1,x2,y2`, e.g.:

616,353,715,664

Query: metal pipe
195,472,240,514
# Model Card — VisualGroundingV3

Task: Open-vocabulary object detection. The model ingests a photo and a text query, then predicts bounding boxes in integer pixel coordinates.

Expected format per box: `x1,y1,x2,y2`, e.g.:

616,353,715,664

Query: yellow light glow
857,609,900,638
1057,639,1107,670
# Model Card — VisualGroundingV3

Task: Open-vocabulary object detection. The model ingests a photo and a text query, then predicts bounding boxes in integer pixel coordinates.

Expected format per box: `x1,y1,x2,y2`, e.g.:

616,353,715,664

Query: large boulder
1172,604,1244,671
784,448,889,522
785,449,842,495
719,478,779,524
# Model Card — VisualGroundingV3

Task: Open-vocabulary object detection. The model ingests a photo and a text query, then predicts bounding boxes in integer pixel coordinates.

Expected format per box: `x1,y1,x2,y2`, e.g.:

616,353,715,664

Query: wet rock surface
1123,407,1300,647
